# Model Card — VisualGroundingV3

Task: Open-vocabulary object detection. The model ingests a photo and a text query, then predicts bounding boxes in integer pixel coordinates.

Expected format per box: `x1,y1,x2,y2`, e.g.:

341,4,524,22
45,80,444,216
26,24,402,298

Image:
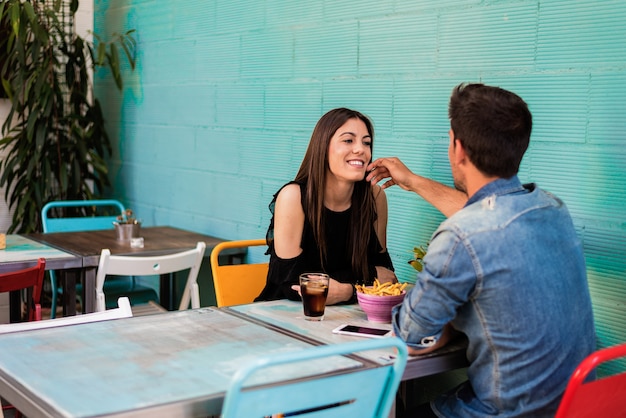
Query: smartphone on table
332,324,392,338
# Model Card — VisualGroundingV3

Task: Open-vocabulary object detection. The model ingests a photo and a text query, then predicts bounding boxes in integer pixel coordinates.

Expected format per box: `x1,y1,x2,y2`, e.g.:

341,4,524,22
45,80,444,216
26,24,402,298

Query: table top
227,300,469,380
0,235,81,273
0,307,365,418
27,226,242,267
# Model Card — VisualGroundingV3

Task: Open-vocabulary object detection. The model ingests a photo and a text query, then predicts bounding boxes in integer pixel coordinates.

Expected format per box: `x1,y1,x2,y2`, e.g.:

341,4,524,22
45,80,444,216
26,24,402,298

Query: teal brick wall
94,0,626,373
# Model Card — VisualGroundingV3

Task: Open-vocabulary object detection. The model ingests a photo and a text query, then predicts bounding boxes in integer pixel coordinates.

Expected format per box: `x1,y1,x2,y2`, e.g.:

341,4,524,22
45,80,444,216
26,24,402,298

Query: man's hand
367,157,467,218
367,157,416,191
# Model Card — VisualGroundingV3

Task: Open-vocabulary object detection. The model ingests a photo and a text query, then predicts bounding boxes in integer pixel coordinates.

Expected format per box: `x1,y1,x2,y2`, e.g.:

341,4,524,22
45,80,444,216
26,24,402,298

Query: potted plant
113,209,141,241
0,0,136,233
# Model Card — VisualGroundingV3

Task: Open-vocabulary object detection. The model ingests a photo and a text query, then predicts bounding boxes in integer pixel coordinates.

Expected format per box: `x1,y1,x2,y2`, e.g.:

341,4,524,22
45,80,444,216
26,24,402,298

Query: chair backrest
221,337,408,418
210,239,268,307
0,258,46,321
0,297,132,333
95,242,206,312
42,199,125,233
555,342,626,418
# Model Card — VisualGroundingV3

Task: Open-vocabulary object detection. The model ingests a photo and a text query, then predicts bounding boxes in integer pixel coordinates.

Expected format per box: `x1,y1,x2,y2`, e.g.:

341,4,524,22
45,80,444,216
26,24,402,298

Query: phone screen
333,324,391,337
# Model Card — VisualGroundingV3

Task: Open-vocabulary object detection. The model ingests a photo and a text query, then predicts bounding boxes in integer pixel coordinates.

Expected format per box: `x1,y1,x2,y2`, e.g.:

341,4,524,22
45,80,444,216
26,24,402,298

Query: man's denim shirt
392,176,595,417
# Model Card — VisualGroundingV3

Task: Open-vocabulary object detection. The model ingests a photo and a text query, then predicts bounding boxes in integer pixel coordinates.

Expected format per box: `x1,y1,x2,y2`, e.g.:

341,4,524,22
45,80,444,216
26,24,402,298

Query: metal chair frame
221,337,408,418
555,342,626,418
0,258,46,322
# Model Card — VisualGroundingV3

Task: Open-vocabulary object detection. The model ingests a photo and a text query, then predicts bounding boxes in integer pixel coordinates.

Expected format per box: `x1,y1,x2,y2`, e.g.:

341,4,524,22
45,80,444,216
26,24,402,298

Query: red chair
555,342,626,418
0,258,46,417
0,258,46,322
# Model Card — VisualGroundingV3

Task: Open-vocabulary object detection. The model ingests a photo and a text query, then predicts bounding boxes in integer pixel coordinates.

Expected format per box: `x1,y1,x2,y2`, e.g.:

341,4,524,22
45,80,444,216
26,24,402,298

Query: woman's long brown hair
294,108,377,283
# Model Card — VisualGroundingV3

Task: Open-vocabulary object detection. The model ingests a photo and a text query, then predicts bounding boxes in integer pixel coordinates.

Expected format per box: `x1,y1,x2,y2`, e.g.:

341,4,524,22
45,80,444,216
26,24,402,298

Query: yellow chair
210,239,269,307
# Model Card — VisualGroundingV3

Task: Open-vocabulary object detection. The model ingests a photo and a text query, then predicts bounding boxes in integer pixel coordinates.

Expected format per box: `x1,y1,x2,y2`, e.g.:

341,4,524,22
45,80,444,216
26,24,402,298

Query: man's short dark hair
448,83,532,178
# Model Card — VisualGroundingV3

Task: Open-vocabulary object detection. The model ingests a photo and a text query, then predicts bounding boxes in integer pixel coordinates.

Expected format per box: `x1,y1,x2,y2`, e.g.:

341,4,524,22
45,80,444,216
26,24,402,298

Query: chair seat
53,276,158,310
101,279,158,309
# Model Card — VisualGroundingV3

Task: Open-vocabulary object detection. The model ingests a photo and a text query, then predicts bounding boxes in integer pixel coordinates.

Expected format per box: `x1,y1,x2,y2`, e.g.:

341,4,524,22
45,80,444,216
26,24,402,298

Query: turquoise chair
221,337,408,418
41,199,158,317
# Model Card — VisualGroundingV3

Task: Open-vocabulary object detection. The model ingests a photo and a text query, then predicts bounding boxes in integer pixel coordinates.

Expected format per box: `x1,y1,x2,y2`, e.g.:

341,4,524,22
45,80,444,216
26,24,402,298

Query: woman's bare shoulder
275,183,304,214
276,183,302,204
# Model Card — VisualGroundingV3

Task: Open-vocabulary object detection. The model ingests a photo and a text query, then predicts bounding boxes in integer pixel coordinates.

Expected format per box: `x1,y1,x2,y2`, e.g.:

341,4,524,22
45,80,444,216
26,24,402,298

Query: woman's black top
255,182,394,302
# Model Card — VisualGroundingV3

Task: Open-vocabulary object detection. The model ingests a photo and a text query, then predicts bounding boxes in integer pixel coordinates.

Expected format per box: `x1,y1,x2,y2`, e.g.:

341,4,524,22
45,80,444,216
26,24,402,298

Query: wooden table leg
60,269,77,317
160,273,174,311
9,290,21,322
82,267,96,313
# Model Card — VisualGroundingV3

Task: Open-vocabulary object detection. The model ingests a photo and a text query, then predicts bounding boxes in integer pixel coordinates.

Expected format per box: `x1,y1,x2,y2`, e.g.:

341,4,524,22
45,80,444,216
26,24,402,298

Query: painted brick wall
94,0,626,370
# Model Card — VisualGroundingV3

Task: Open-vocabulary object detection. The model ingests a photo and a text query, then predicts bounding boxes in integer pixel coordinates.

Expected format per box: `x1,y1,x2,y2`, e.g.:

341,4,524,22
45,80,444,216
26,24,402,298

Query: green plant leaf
108,42,122,89
408,244,428,272
96,41,106,66
22,1,35,22
0,0,137,232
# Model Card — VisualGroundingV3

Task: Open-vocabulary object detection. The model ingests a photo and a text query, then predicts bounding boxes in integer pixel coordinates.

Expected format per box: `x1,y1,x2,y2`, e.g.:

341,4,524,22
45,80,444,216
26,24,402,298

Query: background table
0,235,81,322
226,299,469,381
0,307,367,418
27,226,247,313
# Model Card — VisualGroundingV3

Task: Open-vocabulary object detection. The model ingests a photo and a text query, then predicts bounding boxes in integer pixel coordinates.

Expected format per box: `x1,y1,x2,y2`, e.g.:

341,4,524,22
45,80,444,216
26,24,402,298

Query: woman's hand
375,266,397,284
291,277,353,306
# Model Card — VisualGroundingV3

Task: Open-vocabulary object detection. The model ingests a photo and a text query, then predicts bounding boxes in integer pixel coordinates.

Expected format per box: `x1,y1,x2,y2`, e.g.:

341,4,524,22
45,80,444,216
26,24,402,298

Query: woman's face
327,118,372,183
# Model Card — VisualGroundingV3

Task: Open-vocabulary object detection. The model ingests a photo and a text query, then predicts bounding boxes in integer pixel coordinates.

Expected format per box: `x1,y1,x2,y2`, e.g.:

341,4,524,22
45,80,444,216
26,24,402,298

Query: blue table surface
229,300,398,364
229,300,469,379
0,307,363,417
0,235,76,263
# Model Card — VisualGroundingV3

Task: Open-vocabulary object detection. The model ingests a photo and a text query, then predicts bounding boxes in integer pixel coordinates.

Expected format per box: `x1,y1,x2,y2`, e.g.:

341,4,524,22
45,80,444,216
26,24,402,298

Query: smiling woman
255,108,397,306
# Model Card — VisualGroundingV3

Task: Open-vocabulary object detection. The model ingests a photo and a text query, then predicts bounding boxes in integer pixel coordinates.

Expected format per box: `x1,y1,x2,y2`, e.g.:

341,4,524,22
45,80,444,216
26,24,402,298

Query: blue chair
221,337,408,418
41,199,158,317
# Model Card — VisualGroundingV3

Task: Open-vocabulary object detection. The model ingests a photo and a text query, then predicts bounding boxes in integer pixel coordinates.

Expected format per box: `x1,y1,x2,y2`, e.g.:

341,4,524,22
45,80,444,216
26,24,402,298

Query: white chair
0,297,132,334
94,242,206,312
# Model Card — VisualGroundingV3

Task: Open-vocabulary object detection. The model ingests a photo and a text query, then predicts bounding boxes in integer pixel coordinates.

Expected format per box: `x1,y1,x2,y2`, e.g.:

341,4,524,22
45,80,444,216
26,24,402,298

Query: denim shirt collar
464,176,527,208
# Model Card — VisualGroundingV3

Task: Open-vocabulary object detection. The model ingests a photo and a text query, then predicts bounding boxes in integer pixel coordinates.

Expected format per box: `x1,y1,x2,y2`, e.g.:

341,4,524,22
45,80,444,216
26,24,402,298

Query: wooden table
0,235,82,322
26,227,246,314
226,300,469,381
0,307,367,418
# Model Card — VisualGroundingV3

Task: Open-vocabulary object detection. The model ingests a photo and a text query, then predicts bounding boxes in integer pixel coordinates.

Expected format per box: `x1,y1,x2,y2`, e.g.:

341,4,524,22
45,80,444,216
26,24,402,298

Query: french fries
355,279,407,296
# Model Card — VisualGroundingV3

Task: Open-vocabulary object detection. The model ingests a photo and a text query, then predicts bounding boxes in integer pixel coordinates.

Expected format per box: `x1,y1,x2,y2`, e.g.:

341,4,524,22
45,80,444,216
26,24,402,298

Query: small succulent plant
115,209,140,225
408,244,428,272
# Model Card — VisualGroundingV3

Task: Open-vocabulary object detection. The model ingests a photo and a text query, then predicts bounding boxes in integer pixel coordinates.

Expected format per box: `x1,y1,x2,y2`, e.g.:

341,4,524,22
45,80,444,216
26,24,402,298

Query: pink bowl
356,289,406,323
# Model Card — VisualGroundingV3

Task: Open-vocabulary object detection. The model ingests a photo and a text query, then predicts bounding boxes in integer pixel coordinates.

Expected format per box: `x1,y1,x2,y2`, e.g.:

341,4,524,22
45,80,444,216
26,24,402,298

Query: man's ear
452,137,467,166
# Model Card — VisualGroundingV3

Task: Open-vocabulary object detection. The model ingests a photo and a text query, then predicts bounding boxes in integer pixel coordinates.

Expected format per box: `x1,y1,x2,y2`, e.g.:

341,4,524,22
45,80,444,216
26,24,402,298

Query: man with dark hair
368,83,595,417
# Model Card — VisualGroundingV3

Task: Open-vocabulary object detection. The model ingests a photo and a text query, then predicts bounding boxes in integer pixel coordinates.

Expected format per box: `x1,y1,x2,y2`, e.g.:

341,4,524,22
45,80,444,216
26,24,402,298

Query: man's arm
405,323,457,355
367,157,467,218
